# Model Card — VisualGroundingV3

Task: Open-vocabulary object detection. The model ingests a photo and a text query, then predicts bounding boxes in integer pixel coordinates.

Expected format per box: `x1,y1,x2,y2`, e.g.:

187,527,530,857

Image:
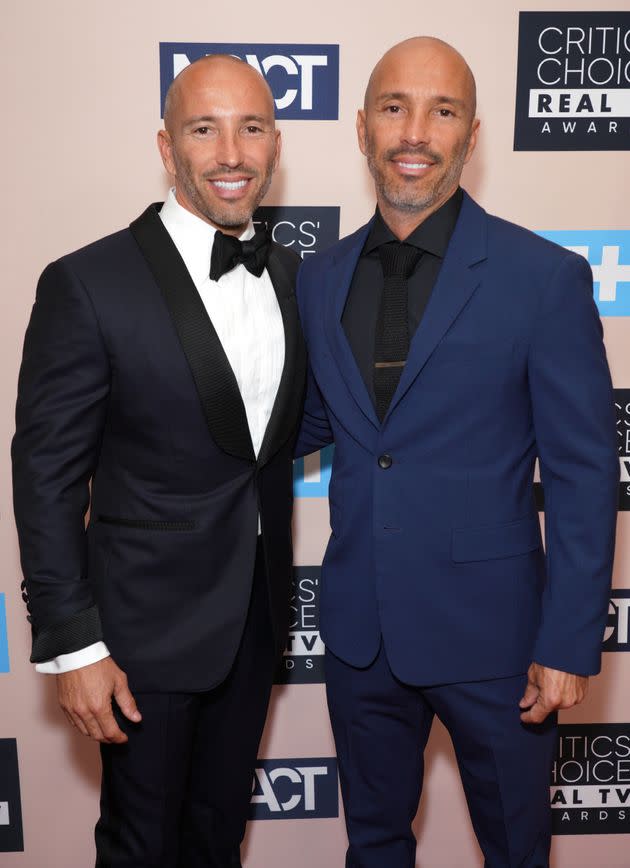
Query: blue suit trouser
325,643,557,868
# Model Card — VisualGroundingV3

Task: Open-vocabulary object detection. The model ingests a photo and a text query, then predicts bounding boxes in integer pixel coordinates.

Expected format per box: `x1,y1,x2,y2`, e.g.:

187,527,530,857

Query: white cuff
35,641,111,674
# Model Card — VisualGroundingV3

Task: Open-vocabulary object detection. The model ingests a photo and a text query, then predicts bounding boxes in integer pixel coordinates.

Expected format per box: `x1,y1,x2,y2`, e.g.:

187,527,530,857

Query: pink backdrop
1,0,629,865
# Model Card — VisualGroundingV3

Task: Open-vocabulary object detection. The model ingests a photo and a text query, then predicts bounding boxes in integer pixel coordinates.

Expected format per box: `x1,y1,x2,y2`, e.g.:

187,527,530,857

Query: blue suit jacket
296,192,618,685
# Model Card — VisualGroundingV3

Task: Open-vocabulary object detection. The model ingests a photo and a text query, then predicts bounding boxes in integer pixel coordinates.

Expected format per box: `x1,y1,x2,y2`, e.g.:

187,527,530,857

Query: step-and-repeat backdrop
1,1,629,865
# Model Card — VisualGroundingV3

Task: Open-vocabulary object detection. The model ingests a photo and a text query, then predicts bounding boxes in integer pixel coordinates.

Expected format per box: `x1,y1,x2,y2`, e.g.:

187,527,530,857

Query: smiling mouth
210,179,249,190
398,161,431,169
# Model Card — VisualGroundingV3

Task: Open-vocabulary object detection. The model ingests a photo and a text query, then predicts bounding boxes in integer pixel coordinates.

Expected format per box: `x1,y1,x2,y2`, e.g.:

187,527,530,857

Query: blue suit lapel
325,221,380,429
384,193,488,420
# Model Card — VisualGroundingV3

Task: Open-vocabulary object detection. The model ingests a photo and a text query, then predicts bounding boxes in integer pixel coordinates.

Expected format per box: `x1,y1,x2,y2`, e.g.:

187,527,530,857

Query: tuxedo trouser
95,539,275,868
325,643,557,868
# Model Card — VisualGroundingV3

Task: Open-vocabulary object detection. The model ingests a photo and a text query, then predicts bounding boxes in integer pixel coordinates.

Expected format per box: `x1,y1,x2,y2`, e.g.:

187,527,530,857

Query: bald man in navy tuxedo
295,37,618,867
12,56,305,867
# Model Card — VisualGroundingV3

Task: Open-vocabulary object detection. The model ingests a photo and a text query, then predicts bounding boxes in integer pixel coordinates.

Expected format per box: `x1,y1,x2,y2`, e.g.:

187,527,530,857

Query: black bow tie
209,228,271,281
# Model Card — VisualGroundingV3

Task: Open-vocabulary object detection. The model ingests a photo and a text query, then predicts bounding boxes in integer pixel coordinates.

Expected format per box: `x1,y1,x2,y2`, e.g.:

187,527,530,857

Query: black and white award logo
515,12,630,150
250,758,338,820
275,567,324,685
551,724,630,833
0,740,23,852
254,207,340,259
616,388,630,510
603,589,630,652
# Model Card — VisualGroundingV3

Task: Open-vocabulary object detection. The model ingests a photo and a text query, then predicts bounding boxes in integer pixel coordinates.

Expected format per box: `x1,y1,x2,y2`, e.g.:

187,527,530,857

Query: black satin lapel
130,204,255,462
258,246,306,468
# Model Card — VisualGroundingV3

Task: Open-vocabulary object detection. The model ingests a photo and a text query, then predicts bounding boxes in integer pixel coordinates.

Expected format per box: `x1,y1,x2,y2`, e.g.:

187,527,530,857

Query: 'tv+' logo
537,231,630,316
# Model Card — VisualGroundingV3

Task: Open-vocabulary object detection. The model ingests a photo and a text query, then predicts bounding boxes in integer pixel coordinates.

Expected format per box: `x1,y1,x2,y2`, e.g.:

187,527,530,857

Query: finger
519,679,540,709
96,708,128,745
79,711,109,743
114,680,142,724
520,700,550,724
62,709,80,731
67,710,90,738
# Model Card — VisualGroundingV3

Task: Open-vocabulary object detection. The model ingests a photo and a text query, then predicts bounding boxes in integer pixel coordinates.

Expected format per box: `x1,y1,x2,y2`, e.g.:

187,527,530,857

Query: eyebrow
375,91,467,109
184,113,271,126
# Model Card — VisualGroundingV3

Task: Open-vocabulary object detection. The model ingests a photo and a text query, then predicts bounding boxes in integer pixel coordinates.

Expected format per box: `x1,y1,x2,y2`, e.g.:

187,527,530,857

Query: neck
377,186,458,241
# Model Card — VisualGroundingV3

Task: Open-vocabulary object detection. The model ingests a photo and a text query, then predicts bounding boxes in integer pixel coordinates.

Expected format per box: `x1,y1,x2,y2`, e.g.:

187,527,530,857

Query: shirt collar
159,188,255,286
363,186,464,259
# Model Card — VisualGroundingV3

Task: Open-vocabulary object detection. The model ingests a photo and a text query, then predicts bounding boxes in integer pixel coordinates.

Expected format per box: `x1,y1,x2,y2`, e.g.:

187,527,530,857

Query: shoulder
478,201,585,282
301,222,371,277
59,226,138,278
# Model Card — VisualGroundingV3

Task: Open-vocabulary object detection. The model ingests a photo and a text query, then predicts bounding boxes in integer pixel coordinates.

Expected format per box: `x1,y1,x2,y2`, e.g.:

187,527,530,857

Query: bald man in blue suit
296,37,618,867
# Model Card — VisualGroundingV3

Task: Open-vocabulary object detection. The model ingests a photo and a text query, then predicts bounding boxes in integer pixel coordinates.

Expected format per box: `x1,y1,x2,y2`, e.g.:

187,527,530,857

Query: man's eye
385,105,401,114
195,127,210,135
437,108,454,117
245,125,263,134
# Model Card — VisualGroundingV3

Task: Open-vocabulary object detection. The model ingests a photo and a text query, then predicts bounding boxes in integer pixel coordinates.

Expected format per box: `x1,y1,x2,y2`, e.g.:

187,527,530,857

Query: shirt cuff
35,641,111,674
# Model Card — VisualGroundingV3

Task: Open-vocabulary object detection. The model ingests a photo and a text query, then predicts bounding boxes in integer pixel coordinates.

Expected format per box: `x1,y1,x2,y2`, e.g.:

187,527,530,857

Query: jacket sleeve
294,263,334,458
528,251,618,675
12,258,110,662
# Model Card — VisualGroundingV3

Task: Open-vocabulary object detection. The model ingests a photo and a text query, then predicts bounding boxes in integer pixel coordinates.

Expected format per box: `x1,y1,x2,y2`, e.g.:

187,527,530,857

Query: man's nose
400,110,430,147
215,130,243,168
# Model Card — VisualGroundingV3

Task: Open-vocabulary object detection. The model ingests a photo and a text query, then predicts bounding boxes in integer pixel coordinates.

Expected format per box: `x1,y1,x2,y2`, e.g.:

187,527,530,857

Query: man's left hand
519,662,589,724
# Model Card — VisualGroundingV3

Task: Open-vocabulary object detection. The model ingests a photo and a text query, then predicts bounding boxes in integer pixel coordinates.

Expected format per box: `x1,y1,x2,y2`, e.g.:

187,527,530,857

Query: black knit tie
373,242,422,422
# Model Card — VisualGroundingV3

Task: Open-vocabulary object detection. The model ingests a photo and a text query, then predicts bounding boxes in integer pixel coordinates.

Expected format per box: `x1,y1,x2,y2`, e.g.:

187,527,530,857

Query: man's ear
356,109,368,157
157,129,176,176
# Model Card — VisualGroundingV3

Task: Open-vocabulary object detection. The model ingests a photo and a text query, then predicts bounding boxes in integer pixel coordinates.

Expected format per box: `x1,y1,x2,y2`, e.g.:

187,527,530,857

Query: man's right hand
57,657,142,743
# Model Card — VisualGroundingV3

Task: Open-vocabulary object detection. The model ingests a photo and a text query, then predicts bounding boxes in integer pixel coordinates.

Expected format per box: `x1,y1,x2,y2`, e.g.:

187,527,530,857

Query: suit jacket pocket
452,516,541,563
97,515,197,532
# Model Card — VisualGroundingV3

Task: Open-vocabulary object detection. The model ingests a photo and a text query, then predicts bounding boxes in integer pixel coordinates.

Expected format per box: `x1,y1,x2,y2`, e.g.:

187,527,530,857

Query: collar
158,188,255,286
363,186,464,258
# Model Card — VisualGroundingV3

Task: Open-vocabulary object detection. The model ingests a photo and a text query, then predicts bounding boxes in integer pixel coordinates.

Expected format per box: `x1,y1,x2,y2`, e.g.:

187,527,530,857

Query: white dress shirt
37,189,285,674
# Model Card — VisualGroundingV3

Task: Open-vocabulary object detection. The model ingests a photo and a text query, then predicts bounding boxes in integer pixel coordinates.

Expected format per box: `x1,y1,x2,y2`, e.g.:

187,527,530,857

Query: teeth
399,162,429,169
212,179,248,189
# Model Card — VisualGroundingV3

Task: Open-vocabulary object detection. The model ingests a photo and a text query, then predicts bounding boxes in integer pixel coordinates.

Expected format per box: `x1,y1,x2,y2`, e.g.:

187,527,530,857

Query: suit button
378,454,393,469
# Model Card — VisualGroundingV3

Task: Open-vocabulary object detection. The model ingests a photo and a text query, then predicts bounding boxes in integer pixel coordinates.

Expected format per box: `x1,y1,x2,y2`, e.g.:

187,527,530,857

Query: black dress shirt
342,187,463,403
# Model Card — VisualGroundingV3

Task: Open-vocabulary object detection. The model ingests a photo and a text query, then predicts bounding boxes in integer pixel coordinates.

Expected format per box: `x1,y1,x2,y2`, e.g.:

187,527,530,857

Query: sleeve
528,251,619,675
11,258,111,662
35,641,111,674
294,365,334,458
294,263,334,458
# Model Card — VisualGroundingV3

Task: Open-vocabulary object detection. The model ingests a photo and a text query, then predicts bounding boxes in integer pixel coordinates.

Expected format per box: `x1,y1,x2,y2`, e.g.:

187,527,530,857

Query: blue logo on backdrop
250,758,338,819
0,740,23,852
159,43,339,119
0,595,9,673
294,445,333,498
254,206,340,259
603,590,630,652
537,231,630,316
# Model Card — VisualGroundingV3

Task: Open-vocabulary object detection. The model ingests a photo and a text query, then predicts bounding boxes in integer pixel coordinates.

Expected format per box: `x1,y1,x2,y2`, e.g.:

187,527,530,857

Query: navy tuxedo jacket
12,204,306,692
296,192,618,685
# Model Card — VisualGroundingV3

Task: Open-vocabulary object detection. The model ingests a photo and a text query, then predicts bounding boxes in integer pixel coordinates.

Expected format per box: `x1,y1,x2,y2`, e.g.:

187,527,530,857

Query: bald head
157,52,281,234
364,37,476,120
356,35,479,238
163,54,276,133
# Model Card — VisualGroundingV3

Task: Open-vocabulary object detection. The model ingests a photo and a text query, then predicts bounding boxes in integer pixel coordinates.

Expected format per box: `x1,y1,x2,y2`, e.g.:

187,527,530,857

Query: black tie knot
210,228,271,281
378,242,421,279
